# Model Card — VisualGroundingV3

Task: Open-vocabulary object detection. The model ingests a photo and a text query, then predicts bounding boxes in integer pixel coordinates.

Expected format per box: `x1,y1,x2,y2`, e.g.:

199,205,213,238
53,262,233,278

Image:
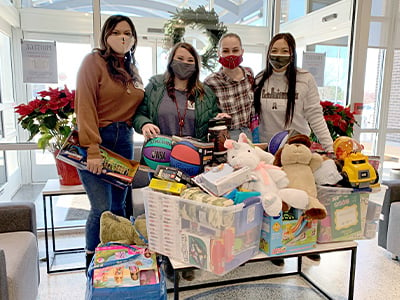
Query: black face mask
269,54,291,70
171,60,196,80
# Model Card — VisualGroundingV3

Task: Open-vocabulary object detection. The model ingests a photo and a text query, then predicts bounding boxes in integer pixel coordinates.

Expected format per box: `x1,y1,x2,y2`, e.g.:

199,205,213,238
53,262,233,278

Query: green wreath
164,6,228,72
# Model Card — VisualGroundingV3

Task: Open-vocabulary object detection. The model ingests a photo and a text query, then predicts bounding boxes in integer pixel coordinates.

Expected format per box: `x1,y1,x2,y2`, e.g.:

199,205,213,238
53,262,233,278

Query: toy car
341,152,378,188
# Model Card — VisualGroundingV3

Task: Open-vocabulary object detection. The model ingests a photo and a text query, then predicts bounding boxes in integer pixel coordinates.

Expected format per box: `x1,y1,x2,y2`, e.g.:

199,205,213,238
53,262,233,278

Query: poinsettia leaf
43,115,58,129
59,125,72,138
27,124,40,141
37,133,53,149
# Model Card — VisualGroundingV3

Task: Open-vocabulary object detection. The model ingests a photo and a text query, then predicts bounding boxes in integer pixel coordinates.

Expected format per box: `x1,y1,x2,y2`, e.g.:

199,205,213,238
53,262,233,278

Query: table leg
348,247,357,300
173,269,179,300
297,254,302,273
49,195,56,252
43,195,50,273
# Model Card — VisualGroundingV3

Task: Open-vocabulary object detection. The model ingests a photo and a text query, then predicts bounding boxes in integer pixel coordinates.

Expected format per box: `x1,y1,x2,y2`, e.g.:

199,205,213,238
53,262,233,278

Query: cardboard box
143,188,263,275
316,185,386,243
57,130,140,189
259,208,318,256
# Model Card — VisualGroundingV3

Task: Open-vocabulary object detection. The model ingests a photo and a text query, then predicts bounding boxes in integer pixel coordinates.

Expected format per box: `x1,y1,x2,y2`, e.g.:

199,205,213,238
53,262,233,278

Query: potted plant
311,100,358,143
15,85,81,185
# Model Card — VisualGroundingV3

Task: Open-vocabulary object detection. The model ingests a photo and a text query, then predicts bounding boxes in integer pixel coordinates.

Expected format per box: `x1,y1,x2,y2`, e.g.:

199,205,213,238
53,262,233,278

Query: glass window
21,0,93,11
361,48,383,129
280,0,341,23
28,41,91,182
136,45,153,88
22,0,269,26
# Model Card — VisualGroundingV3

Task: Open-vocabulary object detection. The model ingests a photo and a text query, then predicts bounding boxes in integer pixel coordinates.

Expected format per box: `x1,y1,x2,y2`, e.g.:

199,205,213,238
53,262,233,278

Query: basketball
170,141,202,176
142,136,173,170
268,130,289,155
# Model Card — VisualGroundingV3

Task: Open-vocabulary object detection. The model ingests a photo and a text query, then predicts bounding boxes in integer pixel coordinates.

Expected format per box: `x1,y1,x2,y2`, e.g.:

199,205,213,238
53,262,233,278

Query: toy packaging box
316,185,385,243
86,243,167,300
57,130,140,189
143,188,263,275
193,164,252,196
259,208,318,256
92,244,159,288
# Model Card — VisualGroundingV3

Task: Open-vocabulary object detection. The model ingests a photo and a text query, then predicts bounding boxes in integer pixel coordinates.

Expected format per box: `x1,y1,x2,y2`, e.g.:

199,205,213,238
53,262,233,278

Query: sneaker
306,254,321,261
182,269,195,281
270,258,285,266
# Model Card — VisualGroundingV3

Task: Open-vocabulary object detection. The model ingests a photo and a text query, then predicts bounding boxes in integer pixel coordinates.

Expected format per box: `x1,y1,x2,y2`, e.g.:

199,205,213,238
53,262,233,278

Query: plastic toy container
317,185,386,243
143,188,263,275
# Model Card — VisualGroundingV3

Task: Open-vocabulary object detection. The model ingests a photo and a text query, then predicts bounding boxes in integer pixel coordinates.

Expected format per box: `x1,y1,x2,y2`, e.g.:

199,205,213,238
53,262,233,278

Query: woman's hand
216,113,231,119
142,123,160,139
86,158,104,175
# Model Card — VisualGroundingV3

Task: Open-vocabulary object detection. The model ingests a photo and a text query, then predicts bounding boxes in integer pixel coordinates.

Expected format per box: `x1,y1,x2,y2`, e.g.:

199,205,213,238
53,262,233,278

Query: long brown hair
254,32,297,127
95,15,142,86
164,42,205,103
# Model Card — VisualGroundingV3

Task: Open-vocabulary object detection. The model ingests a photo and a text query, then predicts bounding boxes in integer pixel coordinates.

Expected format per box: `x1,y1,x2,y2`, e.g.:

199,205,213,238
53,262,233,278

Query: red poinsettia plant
15,85,75,150
311,100,358,143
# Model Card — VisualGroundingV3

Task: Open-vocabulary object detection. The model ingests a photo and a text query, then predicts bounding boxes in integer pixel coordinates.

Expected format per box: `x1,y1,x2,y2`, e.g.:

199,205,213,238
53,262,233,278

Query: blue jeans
78,122,133,252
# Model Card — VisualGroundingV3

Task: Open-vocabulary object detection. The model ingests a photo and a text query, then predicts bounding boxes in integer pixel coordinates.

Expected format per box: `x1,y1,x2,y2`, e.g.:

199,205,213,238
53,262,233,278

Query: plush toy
273,134,327,220
99,211,148,246
224,133,309,216
313,156,343,186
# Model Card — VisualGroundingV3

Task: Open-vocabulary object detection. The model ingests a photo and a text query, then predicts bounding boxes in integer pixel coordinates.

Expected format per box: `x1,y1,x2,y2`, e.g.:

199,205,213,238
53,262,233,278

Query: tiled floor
10,183,400,299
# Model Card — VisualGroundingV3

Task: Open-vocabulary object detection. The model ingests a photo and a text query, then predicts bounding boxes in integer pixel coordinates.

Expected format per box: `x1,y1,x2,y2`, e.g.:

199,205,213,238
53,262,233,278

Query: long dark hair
254,32,297,127
164,42,205,103
95,15,142,86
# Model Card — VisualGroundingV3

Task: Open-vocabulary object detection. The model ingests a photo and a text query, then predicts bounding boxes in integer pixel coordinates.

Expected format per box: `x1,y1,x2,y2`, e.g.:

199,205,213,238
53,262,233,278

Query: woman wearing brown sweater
74,15,144,273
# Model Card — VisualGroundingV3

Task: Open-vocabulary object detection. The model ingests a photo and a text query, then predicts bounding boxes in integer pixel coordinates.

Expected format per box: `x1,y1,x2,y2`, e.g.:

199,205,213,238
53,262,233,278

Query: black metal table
42,179,86,273
168,241,358,300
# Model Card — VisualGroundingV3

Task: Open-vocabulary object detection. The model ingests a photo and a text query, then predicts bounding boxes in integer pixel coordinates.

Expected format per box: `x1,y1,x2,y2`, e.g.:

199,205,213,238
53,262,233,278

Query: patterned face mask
269,54,291,70
218,55,243,69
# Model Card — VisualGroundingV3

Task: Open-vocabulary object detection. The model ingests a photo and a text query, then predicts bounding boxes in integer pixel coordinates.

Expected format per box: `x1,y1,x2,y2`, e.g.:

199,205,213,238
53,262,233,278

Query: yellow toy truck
341,152,378,188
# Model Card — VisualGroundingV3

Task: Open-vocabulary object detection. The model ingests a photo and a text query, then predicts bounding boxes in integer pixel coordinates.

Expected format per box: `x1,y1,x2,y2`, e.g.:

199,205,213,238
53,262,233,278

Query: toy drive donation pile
87,127,385,297
141,130,384,269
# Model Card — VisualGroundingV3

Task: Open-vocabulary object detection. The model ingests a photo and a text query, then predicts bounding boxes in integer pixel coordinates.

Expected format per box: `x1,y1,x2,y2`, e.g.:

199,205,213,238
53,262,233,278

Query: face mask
218,55,243,69
171,60,196,80
107,35,135,55
269,54,291,70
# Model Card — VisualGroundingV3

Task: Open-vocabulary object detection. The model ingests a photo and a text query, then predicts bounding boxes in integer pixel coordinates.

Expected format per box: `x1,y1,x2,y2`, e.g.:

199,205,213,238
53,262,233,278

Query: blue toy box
259,208,318,256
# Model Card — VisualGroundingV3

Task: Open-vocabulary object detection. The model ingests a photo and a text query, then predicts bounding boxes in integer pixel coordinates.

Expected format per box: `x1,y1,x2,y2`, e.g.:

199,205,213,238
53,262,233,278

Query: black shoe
306,254,321,261
271,258,285,266
182,269,195,281
85,252,95,276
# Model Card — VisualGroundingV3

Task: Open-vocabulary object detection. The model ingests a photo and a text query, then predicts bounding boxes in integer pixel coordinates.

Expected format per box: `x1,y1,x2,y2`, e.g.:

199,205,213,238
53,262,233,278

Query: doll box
259,209,318,256
143,188,263,275
86,243,167,300
316,185,385,243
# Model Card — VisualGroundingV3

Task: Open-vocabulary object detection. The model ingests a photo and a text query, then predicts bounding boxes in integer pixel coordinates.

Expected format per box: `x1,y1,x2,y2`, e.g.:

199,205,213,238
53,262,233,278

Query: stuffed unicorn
224,133,309,216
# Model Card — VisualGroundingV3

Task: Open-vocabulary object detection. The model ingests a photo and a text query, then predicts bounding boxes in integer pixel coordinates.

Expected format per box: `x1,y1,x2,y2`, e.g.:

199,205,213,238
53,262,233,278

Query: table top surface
169,240,358,269
42,179,85,195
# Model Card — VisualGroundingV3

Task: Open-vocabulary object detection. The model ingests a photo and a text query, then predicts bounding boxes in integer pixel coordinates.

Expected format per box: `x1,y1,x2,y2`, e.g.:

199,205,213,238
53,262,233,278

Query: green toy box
259,208,318,256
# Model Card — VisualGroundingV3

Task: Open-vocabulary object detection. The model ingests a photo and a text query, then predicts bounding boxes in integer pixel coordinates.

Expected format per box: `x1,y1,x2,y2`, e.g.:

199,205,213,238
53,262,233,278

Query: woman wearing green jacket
133,42,229,141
